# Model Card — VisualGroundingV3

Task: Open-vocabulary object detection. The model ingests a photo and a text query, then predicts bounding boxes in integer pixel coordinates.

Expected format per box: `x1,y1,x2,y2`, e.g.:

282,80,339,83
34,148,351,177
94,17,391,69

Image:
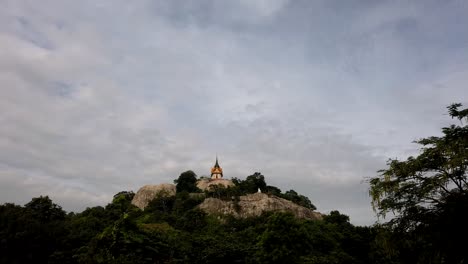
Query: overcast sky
1,0,467,225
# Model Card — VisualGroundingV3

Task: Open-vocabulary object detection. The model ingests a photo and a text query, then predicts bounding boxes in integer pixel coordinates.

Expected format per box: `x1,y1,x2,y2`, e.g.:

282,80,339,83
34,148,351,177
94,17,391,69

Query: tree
265,185,282,195
324,210,350,225
25,195,66,222
0,197,68,263
233,172,267,194
283,190,317,210
105,191,137,220
84,214,170,263
174,170,200,193
255,213,310,264
369,103,468,262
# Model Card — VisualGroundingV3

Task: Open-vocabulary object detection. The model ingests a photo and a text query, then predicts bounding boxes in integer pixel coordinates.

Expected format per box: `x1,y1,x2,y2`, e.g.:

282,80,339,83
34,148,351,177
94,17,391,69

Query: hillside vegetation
0,173,376,264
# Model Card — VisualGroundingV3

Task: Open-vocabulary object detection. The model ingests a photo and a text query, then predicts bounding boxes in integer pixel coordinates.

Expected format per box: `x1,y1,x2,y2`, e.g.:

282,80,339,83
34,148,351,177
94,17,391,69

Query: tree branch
440,168,464,192
414,172,451,194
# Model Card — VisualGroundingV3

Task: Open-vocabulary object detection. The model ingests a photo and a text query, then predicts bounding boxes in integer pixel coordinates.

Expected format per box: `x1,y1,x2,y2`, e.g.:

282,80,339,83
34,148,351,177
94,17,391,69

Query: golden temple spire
211,155,223,179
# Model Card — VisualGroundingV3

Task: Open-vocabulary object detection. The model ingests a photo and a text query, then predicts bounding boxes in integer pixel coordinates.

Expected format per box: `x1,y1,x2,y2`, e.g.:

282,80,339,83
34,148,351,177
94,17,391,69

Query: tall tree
233,172,267,194
255,213,309,264
0,197,68,264
174,170,200,193
369,103,468,262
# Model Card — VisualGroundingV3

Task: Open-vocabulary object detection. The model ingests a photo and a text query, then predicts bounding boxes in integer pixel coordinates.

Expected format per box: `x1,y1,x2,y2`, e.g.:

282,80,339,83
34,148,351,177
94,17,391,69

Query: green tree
324,211,374,264
59,206,113,262
283,190,317,210
25,195,66,222
324,210,350,225
105,191,137,220
0,197,68,264
265,185,282,195
369,103,468,263
255,213,310,264
233,172,267,194
84,214,169,264
174,170,200,193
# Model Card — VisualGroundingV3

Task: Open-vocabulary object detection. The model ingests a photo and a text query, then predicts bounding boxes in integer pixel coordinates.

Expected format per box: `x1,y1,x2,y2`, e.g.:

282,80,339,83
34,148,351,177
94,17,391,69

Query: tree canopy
174,170,201,193
369,103,468,263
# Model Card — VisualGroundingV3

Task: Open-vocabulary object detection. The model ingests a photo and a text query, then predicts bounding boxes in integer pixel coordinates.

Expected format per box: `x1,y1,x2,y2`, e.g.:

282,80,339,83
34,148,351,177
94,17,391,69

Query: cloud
1,0,467,225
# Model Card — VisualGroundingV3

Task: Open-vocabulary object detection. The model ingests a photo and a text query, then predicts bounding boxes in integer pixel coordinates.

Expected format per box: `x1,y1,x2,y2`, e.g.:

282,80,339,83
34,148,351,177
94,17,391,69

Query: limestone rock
131,183,176,209
196,178,234,191
198,192,322,220
132,182,322,221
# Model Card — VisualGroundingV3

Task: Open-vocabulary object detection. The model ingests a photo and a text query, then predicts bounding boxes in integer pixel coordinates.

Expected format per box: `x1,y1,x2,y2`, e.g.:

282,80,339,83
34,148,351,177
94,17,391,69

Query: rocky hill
198,192,322,220
132,181,322,220
131,179,234,209
131,183,176,209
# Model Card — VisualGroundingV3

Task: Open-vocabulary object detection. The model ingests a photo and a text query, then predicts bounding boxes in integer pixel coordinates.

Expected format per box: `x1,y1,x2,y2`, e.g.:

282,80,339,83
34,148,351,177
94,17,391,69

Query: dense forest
0,104,466,264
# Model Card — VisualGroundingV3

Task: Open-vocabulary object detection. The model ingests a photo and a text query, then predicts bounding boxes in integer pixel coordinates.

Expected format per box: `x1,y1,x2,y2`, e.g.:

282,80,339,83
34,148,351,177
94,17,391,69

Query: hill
131,177,322,220
0,172,379,263
199,192,322,220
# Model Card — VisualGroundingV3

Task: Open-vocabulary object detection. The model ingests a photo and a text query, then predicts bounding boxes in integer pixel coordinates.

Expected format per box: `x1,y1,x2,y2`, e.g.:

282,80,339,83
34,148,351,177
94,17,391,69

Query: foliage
234,172,267,194
0,184,372,264
0,196,68,264
25,195,67,222
254,213,310,263
281,190,317,210
369,103,468,263
230,172,317,210
174,170,201,193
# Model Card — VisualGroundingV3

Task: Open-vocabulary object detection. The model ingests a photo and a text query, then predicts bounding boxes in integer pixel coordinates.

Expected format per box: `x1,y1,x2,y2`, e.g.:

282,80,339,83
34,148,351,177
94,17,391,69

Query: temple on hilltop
210,156,223,179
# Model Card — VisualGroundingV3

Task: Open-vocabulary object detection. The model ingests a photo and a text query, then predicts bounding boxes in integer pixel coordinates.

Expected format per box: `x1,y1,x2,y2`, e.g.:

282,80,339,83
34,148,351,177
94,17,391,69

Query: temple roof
211,156,223,176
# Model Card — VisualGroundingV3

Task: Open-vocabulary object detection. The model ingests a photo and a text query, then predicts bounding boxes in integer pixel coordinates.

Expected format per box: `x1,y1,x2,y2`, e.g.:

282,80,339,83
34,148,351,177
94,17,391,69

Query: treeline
0,168,468,264
0,170,379,263
0,169,423,264
0,189,382,264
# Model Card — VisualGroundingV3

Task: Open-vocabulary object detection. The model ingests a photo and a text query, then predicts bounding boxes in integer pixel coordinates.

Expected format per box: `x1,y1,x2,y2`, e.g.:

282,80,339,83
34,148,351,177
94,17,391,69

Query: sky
1,0,467,225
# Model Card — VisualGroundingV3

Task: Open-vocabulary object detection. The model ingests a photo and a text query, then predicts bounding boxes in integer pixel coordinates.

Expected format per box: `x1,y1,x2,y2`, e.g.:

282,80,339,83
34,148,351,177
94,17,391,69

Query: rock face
132,182,322,221
198,193,322,220
131,184,176,209
196,178,234,191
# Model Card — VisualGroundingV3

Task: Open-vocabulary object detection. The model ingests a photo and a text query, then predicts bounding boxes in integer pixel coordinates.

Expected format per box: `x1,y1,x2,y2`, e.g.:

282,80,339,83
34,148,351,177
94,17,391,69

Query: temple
210,156,223,179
